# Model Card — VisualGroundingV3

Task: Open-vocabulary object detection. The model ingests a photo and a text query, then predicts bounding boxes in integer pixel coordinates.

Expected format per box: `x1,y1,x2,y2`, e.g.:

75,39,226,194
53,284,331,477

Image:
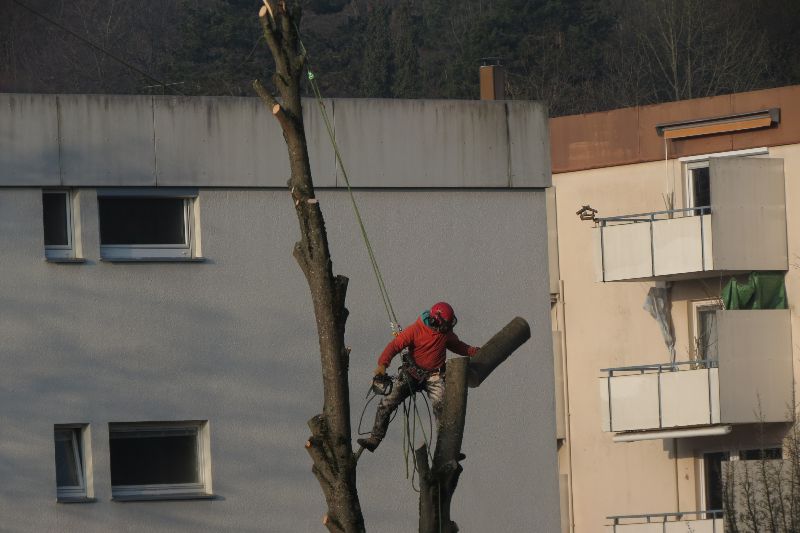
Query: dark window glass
43,192,69,246
741,447,783,460
54,428,81,487
110,429,198,486
692,166,711,208
99,198,186,245
704,451,730,511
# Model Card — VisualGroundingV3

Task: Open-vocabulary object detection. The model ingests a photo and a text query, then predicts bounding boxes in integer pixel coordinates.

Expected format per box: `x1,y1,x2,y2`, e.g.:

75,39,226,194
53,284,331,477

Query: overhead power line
10,0,183,95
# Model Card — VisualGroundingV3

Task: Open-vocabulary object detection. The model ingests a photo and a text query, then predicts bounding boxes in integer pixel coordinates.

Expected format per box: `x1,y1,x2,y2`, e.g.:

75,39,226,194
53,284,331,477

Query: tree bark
254,3,364,532
417,357,469,533
417,317,531,533
467,317,531,388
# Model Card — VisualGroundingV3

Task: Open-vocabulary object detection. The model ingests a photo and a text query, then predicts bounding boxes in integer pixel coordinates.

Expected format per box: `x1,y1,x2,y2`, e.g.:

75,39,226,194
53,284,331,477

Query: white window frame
699,449,730,514
54,424,92,502
43,189,80,260
690,299,723,362
680,148,769,210
97,189,200,261
109,421,212,500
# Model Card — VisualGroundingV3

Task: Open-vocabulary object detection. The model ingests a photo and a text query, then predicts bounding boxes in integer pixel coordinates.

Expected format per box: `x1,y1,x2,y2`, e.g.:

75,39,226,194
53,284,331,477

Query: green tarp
721,272,787,310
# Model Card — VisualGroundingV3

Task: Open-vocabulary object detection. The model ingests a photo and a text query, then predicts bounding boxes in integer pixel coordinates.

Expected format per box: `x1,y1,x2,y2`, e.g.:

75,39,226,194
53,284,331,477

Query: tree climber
357,301,479,453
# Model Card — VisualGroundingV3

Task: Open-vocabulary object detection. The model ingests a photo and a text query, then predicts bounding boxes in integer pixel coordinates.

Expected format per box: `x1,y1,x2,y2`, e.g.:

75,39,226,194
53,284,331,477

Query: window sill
57,496,96,504
112,493,215,502
45,257,86,264
100,257,206,263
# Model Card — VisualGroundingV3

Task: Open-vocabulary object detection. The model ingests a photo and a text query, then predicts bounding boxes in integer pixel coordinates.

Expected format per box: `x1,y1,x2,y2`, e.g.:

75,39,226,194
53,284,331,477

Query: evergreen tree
391,0,420,98
359,1,392,97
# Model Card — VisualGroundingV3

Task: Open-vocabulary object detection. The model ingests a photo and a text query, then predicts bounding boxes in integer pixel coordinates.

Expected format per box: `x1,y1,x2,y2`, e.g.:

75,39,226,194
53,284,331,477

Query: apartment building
0,94,559,532
549,85,800,532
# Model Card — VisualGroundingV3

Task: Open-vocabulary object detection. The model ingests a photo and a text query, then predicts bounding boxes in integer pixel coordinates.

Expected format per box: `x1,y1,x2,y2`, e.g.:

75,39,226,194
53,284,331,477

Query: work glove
374,364,387,376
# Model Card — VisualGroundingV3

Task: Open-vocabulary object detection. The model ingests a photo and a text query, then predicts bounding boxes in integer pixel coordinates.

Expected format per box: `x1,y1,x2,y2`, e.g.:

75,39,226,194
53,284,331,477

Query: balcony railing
595,207,713,282
600,360,719,432
593,157,788,282
606,510,723,533
600,310,793,433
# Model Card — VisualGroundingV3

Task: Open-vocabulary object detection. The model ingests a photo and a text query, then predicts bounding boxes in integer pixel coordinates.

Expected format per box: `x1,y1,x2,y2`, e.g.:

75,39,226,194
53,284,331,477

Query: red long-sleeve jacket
378,315,478,371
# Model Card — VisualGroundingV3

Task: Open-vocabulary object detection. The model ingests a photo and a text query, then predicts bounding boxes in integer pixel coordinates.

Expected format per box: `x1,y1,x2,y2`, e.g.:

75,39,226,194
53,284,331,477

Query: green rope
294,29,400,333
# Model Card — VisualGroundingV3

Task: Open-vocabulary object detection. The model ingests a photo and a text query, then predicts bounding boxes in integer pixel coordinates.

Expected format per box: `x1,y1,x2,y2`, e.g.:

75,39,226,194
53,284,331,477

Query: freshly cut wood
467,317,531,388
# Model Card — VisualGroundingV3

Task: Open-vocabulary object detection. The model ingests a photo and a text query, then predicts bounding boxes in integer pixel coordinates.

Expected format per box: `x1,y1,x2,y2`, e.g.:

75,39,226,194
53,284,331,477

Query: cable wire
10,0,183,95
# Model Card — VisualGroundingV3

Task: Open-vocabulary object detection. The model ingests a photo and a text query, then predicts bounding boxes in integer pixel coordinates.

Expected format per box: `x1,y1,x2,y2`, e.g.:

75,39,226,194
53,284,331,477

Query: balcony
593,157,787,282
606,511,723,533
600,310,792,434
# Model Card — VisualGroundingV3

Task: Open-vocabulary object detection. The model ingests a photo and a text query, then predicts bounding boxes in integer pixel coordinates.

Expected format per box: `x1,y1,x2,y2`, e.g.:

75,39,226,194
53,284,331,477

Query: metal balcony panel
660,368,719,427
595,222,653,281
606,519,723,532
601,373,661,432
717,309,793,424
651,215,711,277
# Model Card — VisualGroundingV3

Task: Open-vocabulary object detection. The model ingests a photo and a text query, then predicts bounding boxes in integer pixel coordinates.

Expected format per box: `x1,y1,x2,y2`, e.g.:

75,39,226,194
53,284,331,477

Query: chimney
479,58,505,100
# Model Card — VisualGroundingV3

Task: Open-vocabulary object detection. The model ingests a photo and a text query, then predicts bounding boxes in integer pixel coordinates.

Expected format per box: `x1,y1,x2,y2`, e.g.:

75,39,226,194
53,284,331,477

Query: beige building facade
549,86,800,532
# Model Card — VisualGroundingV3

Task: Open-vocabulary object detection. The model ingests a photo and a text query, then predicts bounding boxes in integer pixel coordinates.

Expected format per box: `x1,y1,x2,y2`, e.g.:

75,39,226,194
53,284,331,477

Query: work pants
369,370,444,441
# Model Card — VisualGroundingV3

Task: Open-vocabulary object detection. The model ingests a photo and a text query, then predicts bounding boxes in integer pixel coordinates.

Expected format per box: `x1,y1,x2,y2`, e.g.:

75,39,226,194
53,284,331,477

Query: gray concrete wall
0,94,551,189
0,187,558,532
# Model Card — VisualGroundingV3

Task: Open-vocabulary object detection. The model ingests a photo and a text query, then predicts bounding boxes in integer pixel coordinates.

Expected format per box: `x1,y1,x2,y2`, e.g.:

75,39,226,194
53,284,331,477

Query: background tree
4,0,800,114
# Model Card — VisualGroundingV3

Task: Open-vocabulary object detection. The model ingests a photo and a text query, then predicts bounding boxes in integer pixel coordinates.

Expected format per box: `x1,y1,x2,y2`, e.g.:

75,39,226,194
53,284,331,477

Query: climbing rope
293,27,400,335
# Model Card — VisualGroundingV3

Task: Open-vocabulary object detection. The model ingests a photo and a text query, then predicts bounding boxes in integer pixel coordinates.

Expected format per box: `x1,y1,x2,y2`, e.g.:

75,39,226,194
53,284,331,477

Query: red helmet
430,301,457,332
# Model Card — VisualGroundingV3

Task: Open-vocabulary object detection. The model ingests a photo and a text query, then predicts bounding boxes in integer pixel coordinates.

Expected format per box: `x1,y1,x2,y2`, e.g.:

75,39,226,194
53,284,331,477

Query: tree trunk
253,3,364,532
417,357,469,533
417,318,532,532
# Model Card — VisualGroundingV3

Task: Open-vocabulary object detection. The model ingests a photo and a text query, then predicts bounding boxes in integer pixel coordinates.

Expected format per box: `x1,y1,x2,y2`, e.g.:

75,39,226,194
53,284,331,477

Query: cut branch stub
467,317,531,388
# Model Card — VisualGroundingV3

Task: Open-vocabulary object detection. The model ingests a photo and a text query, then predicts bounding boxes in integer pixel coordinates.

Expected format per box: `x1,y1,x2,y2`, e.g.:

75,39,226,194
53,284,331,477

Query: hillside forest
2,0,800,116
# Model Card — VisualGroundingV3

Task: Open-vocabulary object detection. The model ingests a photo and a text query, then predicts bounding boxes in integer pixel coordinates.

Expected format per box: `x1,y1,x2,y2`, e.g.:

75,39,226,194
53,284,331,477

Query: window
691,299,723,364
686,163,711,211
740,447,783,460
98,189,200,261
681,148,769,214
109,421,212,500
54,424,92,502
702,451,730,512
43,190,80,260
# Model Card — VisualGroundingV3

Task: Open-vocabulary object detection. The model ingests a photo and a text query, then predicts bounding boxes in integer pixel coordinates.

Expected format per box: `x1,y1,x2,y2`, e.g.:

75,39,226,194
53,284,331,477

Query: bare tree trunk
253,3,364,532
416,318,532,533
416,357,468,533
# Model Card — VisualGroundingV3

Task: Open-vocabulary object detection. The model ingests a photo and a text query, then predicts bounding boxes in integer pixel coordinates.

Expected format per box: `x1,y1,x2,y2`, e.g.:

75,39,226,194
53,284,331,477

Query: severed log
467,317,531,388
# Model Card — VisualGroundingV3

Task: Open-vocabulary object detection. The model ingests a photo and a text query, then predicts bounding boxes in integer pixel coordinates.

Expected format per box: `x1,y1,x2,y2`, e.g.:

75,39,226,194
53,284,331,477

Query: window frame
680,147,769,211
108,421,212,501
690,298,723,363
43,189,79,261
97,188,201,262
699,449,730,514
54,424,93,502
